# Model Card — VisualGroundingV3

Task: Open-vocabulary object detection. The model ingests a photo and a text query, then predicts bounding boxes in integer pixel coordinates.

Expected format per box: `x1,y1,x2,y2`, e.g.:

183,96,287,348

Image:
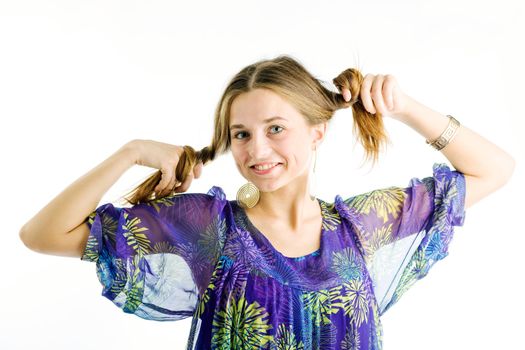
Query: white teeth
254,163,278,170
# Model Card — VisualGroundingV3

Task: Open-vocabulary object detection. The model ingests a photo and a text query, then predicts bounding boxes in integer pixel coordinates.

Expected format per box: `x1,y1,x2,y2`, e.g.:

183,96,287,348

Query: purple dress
81,162,466,349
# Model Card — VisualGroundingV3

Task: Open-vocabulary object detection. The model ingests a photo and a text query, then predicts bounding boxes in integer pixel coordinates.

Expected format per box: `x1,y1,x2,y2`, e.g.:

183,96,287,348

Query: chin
253,178,291,194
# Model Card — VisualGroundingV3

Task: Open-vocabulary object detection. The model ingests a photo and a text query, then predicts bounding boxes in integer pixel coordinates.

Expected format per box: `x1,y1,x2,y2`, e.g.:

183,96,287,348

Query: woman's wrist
394,95,451,142
120,140,142,166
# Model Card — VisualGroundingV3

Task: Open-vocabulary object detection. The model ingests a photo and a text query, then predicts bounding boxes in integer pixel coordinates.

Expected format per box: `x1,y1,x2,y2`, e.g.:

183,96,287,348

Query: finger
371,74,388,115
193,161,203,179
343,88,351,102
175,172,194,193
383,74,396,110
360,74,376,114
164,171,179,195
155,167,174,194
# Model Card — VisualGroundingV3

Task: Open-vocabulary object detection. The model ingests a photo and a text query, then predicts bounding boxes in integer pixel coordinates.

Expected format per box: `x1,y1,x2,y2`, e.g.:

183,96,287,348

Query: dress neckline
234,198,328,261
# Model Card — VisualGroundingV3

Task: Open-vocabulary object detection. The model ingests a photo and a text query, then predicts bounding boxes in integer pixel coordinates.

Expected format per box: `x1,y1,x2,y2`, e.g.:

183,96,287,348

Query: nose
247,131,272,160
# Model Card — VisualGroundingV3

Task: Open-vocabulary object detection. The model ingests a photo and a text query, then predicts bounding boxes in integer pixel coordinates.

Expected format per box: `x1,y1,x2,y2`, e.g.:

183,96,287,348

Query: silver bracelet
425,115,460,151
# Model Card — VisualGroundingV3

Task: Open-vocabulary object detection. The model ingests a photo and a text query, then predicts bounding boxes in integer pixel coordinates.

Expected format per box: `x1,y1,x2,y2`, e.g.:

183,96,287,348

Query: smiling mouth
250,162,281,170
250,162,282,174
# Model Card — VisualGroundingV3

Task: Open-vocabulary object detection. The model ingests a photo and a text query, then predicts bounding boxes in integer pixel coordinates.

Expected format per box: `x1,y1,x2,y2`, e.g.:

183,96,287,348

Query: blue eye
272,125,283,132
233,125,284,140
234,131,244,139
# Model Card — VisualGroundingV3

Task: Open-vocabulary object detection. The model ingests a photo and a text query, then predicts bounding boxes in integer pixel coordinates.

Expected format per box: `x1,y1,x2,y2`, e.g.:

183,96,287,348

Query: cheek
230,143,241,157
296,150,311,171
234,162,244,175
230,146,246,168
281,136,310,165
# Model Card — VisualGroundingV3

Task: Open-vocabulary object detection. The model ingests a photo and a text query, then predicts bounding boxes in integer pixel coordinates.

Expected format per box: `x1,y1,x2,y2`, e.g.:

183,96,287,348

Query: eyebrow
229,116,287,130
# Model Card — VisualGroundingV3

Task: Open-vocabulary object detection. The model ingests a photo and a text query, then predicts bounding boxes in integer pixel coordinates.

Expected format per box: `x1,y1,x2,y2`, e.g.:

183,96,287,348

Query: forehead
229,88,302,125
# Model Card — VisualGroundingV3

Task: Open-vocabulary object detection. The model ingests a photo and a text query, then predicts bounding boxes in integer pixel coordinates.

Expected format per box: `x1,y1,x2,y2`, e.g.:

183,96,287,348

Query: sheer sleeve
80,186,229,321
334,163,467,316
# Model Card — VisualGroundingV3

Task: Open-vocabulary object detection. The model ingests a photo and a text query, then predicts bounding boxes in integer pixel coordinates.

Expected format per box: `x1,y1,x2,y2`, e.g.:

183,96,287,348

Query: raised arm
342,74,515,209
19,141,139,257
393,96,515,209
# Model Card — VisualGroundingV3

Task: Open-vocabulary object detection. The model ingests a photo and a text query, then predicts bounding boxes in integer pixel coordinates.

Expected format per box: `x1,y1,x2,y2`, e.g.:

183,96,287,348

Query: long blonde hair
124,54,389,205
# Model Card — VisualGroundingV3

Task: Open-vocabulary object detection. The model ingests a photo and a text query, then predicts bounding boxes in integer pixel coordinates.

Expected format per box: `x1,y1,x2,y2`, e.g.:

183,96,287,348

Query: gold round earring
236,181,260,208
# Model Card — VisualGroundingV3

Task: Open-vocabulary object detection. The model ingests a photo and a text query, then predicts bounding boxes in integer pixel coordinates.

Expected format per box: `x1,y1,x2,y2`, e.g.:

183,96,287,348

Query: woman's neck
246,192,321,231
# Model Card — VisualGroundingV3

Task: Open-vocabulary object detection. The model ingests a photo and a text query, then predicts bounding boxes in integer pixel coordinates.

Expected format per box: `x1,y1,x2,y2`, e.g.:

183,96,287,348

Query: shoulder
135,185,229,215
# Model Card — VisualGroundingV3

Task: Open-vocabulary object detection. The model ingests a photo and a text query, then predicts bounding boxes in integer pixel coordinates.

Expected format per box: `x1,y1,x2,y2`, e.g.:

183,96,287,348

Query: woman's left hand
342,73,410,120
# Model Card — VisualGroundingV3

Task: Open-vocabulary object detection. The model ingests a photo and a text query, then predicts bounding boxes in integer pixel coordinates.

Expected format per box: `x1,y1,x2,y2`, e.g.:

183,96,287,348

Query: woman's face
229,88,325,193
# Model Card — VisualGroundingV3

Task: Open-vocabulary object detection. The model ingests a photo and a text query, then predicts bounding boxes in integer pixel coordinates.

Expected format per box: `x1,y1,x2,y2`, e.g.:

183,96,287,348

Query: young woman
20,55,514,349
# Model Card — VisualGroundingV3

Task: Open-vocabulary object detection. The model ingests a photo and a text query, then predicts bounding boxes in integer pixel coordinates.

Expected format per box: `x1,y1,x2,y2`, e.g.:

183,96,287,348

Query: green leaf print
303,288,344,327
212,295,273,349
331,247,364,281
82,233,99,262
340,323,361,350
82,209,119,262
122,211,152,255
122,254,145,313
359,223,395,267
341,280,370,328
320,201,341,231
348,187,407,224
271,323,305,349
144,194,177,213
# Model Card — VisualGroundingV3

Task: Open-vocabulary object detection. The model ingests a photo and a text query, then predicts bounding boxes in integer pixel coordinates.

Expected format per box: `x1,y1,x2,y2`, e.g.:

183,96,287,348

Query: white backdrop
2,0,523,349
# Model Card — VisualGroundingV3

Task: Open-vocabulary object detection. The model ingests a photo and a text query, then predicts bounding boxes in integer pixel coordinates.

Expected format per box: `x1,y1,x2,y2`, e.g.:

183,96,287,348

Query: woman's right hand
127,139,203,196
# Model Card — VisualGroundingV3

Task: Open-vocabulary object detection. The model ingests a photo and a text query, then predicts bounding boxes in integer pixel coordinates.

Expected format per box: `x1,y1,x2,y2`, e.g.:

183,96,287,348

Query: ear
310,122,327,149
